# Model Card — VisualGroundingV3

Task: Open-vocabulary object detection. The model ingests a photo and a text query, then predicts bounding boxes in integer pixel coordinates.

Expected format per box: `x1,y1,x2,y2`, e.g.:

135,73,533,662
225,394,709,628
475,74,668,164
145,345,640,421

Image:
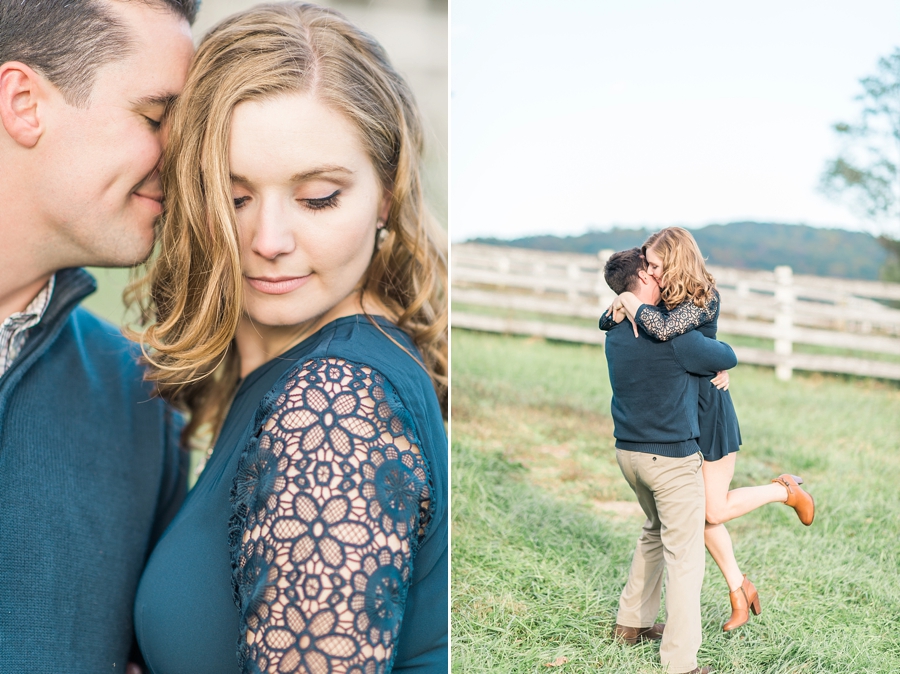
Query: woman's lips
245,275,311,295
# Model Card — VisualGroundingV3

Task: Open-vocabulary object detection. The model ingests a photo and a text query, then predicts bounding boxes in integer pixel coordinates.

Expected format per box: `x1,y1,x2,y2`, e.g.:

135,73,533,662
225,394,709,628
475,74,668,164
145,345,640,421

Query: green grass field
451,329,900,674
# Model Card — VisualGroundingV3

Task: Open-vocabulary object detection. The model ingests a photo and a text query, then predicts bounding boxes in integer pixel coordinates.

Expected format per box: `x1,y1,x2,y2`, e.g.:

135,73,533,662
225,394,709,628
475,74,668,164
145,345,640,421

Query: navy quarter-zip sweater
604,318,737,457
0,268,186,672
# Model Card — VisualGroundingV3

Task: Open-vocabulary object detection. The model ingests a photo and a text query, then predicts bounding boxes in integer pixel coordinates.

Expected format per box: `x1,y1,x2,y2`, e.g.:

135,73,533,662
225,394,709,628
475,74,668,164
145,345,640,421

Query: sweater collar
0,268,97,404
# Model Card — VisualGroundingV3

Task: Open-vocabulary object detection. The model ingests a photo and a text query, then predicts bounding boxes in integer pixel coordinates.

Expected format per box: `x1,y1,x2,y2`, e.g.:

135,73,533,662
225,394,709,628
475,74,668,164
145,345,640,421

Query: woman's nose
250,200,296,260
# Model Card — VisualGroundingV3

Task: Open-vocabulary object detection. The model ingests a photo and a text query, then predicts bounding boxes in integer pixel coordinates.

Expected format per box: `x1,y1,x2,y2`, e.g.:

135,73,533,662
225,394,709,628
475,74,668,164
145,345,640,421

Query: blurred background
451,0,900,382
452,0,900,280
85,0,447,324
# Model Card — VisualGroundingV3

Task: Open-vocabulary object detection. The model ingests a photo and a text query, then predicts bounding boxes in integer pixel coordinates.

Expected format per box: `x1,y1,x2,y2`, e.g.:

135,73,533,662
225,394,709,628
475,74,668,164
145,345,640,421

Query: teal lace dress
600,289,741,461
134,315,448,673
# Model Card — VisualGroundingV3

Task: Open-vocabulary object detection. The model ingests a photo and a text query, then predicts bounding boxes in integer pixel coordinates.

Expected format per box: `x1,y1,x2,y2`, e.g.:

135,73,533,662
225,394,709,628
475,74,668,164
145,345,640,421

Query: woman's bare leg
704,453,788,526
705,522,743,591
702,455,743,590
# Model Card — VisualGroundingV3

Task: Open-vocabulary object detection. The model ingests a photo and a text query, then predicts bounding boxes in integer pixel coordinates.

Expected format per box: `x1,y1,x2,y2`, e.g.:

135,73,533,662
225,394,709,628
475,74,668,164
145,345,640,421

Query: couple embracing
600,228,816,674
0,1,447,672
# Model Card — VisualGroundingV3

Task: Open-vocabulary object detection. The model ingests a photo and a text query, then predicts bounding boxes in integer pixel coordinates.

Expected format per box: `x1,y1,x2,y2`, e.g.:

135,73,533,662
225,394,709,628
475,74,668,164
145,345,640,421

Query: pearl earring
376,223,388,248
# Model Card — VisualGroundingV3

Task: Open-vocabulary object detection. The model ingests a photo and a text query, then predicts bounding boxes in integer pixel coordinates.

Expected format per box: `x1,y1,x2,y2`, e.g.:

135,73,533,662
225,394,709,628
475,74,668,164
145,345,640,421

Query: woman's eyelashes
303,189,341,211
232,189,341,211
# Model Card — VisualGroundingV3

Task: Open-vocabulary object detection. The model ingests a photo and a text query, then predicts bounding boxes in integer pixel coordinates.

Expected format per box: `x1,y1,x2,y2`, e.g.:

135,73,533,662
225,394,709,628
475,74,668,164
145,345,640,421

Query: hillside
469,222,889,280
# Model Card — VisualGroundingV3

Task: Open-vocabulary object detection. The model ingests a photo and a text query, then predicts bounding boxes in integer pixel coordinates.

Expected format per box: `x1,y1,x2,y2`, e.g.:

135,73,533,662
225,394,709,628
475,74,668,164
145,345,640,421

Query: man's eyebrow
230,166,355,183
133,93,178,109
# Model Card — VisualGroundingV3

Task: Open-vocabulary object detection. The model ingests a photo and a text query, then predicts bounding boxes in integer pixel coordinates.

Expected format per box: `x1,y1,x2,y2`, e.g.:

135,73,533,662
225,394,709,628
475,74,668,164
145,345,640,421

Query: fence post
774,265,794,381
597,249,615,310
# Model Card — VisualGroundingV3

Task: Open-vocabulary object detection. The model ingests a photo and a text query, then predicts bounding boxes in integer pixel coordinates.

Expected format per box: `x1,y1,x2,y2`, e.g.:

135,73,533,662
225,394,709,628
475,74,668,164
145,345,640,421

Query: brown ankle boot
613,623,665,645
722,575,760,631
772,473,815,526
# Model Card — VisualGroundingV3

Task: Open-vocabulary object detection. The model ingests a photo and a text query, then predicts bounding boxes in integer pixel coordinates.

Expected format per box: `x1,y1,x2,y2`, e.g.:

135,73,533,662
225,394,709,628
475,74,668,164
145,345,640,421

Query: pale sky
451,0,900,241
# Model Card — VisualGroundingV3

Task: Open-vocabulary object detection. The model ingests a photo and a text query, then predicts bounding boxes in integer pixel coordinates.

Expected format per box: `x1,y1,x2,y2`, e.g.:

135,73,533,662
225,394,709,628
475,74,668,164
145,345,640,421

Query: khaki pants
615,449,706,674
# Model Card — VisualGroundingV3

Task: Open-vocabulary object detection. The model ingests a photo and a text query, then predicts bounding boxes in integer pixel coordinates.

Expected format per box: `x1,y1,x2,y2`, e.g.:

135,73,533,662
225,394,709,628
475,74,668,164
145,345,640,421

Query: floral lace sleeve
636,292,719,341
229,357,431,674
598,309,616,331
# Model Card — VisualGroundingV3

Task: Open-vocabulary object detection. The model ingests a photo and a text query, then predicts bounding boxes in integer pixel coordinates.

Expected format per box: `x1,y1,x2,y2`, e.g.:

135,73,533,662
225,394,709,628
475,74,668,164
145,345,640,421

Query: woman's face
645,245,664,288
229,92,388,331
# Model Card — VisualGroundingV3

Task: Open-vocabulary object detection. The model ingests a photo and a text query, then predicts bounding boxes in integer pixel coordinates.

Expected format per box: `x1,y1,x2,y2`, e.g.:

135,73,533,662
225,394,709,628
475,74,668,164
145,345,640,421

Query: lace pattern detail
636,291,719,341
598,310,615,331
229,358,432,674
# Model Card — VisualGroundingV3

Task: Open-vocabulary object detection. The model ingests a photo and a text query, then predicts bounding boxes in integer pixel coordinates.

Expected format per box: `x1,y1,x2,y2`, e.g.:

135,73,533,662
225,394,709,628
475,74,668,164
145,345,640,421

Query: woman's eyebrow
230,166,354,184
289,166,354,182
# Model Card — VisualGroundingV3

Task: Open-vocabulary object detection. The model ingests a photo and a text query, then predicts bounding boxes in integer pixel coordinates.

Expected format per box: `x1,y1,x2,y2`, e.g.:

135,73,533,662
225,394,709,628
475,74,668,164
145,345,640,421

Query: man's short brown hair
0,0,198,107
604,247,645,295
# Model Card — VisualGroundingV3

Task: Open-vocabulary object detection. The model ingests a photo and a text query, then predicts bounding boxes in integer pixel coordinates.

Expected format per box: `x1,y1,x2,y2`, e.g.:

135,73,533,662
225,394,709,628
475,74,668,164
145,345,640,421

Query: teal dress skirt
601,289,741,462
134,315,448,673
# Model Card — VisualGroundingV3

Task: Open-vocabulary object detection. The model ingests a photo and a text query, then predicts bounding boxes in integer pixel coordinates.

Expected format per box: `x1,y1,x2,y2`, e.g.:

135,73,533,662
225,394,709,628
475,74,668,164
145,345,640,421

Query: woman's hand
608,300,626,324
617,291,641,319
604,300,638,337
616,292,642,338
711,370,730,390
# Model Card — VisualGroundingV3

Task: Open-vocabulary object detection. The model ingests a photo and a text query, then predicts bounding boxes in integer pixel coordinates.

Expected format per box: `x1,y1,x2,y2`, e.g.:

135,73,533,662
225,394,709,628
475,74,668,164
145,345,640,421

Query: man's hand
711,370,730,390
127,664,143,674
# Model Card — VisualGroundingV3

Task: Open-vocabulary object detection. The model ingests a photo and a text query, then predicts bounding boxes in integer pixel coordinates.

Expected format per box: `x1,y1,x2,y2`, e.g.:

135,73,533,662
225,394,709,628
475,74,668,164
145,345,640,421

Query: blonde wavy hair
126,2,448,443
642,227,716,310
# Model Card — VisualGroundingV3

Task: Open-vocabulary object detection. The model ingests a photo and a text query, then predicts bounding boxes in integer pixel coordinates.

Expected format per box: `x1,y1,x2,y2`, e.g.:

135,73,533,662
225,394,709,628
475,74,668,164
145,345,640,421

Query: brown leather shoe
612,622,665,645
722,574,761,631
772,474,815,525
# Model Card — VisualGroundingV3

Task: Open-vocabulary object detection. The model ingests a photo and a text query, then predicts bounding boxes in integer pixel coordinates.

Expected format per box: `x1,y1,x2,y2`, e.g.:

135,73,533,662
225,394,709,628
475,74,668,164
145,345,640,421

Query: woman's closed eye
232,190,341,211
302,189,341,211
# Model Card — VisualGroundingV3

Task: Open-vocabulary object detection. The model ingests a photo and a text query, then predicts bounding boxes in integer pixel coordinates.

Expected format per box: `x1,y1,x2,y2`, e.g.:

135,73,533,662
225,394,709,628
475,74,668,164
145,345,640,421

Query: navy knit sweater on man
0,269,186,672
604,318,737,457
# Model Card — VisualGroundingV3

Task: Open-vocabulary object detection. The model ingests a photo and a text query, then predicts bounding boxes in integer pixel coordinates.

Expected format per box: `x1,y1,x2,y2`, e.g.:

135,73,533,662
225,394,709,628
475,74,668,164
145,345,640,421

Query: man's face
635,270,661,306
38,1,193,267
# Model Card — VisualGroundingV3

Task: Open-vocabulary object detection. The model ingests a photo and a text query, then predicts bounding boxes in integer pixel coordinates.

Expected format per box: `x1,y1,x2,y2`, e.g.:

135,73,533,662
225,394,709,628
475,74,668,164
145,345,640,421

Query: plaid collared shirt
0,275,56,377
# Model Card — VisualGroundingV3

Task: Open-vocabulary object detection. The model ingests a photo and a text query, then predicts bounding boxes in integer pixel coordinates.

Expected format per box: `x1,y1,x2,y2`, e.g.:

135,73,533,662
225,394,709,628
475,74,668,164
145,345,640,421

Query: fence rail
451,243,900,381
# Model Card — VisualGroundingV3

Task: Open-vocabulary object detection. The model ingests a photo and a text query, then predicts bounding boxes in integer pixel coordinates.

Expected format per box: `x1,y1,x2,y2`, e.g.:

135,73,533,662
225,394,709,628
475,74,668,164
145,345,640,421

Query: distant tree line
470,221,889,281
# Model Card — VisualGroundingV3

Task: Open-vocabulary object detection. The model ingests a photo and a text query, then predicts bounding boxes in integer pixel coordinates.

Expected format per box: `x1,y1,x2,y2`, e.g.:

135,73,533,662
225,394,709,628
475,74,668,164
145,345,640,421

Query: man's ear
637,270,652,286
0,62,47,148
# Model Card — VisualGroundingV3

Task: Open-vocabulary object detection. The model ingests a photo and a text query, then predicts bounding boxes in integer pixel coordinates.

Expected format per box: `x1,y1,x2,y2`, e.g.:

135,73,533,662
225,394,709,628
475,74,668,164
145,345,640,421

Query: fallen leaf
544,656,568,667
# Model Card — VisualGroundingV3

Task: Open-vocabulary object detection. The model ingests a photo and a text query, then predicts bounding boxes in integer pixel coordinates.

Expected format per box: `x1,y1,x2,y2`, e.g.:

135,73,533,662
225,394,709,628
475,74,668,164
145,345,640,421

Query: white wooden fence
451,243,900,381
